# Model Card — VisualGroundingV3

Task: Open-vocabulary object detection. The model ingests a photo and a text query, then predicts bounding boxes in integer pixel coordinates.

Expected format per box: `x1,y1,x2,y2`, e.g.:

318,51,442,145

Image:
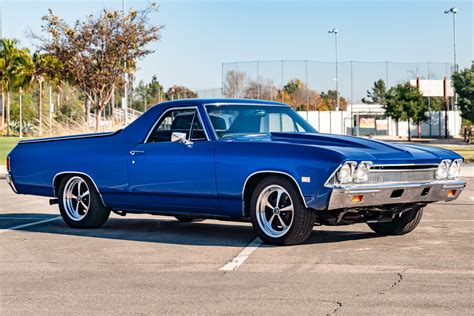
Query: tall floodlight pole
122,0,128,124
328,28,339,111
444,7,458,110
444,7,458,72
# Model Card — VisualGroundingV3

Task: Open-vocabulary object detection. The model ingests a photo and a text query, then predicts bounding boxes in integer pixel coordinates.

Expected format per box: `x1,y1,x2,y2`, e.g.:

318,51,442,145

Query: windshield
206,105,317,139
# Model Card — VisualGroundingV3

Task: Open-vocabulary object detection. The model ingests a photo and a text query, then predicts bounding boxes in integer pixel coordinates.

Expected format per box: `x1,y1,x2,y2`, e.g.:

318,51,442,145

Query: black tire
58,174,110,228
175,216,204,223
250,176,316,246
367,207,423,235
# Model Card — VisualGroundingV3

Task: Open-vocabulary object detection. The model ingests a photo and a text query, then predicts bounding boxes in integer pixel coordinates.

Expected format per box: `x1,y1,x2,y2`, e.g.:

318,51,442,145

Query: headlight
436,159,451,179
448,159,462,179
336,161,356,184
354,161,373,182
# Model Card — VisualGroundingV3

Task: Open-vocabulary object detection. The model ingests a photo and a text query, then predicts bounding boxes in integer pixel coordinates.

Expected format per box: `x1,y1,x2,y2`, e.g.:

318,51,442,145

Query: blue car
6,99,466,245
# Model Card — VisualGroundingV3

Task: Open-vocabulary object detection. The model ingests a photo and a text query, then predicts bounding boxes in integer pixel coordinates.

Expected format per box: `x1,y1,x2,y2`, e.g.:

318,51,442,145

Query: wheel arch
242,171,307,217
52,171,106,206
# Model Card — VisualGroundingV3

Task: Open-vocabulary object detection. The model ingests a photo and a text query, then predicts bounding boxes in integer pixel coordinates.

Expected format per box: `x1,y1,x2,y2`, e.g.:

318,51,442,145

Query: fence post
236,62,239,98
443,76,449,138
281,60,284,102
350,61,353,135
329,111,332,134
305,60,309,120
257,60,260,99
49,85,53,136
341,111,344,135
221,63,224,97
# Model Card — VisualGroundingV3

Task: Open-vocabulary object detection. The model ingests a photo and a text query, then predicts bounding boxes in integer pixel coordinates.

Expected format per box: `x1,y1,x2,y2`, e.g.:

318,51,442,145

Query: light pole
328,28,339,111
444,7,458,72
122,0,128,124
444,7,458,110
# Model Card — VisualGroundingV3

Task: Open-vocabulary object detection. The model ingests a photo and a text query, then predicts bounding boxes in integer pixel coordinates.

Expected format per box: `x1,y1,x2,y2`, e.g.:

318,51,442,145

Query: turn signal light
352,195,363,203
447,190,457,197
6,156,10,171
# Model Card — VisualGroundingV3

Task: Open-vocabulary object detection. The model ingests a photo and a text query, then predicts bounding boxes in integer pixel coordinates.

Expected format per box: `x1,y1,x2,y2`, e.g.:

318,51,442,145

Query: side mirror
171,132,193,145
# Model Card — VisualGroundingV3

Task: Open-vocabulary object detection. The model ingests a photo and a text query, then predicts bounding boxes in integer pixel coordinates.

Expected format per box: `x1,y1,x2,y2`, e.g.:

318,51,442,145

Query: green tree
31,52,62,135
425,96,444,111
362,79,387,104
37,5,162,131
165,85,197,100
147,75,164,105
132,75,164,112
452,64,474,124
0,39,34,135
320,90,347,111
385,82,428,140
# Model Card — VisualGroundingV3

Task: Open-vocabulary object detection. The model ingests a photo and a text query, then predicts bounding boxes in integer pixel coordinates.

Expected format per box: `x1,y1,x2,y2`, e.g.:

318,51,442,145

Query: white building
298,104,462,137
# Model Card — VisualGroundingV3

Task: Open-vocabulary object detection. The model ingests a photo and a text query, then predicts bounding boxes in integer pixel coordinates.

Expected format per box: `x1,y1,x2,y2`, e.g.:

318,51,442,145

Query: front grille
367,168,437,184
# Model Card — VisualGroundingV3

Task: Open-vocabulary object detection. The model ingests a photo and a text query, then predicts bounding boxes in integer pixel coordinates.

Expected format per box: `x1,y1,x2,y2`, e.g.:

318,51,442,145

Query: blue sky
2,0,473,92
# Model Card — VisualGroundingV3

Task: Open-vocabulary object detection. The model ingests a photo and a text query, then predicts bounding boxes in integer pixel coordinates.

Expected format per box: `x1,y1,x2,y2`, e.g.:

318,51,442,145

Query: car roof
156,98,288,109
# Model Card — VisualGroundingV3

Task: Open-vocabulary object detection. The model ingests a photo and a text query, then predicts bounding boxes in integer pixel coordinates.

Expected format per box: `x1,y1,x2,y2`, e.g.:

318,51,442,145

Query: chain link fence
197,60,455,107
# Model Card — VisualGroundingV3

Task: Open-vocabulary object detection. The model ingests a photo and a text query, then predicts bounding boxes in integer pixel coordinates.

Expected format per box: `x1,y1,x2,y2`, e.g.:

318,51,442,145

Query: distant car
6,99,466,245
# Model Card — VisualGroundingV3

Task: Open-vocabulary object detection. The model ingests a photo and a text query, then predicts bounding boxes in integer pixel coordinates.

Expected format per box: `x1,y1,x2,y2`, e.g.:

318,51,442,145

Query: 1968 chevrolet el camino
6,99,466,245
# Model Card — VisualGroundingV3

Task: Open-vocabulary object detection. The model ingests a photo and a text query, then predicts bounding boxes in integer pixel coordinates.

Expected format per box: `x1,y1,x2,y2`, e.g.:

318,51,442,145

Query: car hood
225,132,462,164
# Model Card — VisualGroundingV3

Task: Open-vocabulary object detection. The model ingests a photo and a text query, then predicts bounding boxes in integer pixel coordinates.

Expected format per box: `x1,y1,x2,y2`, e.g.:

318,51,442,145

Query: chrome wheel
256,185,294,238
62,176,90,221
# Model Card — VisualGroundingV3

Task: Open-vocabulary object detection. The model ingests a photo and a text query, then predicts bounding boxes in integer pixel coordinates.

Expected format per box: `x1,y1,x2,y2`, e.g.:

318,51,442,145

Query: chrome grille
367,168,437,184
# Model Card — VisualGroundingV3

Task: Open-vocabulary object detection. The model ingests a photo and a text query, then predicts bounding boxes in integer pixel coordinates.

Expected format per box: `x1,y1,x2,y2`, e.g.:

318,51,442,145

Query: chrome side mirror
171,132,193,145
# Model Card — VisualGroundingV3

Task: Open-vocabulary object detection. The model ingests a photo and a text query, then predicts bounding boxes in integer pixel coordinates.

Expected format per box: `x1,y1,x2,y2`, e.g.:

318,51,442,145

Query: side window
147,108,207,143
147,109,195,143
190,114,206,141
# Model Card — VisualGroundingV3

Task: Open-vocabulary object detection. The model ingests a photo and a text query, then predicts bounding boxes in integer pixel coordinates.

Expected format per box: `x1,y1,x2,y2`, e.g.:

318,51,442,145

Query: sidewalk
372,135,472,146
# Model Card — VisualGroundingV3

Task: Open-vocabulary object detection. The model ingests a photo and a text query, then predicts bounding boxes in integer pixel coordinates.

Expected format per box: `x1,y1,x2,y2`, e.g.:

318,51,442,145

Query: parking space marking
0,217,61,234
422,219,474,222
219,237,262,271
0,217,53,220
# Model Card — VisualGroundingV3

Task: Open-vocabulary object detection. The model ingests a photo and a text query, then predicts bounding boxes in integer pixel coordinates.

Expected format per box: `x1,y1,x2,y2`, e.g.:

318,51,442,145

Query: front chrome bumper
6,171,18,193
327,179,466,210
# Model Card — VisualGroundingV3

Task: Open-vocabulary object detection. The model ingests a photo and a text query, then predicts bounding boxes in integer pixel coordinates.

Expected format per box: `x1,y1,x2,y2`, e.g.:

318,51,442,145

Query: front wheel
58,175,110,228
250,176,316,246
367,207,423,235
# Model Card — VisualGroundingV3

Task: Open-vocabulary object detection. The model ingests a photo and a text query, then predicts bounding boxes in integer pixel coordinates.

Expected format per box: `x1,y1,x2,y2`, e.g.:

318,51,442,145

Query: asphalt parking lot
1,179,473,315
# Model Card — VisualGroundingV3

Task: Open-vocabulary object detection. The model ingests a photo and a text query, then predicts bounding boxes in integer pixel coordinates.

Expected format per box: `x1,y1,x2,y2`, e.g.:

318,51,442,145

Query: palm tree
32,52,61,136
0,39,33,136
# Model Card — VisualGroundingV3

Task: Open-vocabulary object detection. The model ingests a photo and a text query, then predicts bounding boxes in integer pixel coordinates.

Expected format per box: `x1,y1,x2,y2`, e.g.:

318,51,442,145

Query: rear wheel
58,175,110,228
250,176,316,246
367,207,423,235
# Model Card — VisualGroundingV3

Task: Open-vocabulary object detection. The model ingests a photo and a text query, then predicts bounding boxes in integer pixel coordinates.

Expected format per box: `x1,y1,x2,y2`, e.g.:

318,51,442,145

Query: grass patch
432,145,474,162
0,137,29,163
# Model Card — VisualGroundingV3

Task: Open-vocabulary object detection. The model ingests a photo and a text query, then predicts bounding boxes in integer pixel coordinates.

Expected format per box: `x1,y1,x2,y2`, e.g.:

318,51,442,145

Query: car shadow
1,213,381,247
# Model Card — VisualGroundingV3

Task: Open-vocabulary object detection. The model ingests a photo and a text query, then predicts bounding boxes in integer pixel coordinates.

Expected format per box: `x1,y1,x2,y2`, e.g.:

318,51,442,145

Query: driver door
126,107,217,214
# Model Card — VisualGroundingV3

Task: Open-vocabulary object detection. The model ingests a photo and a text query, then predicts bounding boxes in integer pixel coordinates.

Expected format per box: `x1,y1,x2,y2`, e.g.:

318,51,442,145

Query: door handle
130,150,145,156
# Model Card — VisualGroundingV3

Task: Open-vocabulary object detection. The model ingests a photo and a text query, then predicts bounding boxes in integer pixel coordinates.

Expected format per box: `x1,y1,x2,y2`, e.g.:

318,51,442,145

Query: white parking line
0,217,53,220
219,237,262,271
0,217,61,234
422,220,474,222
